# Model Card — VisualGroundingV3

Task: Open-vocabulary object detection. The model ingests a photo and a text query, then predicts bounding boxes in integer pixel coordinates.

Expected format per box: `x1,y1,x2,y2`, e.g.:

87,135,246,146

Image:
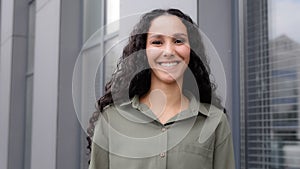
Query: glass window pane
242,0,300,168
83,0,102,42
27,0,35,74
24,75,33,169
104,36,123,83
105,0,119,34
24,1,35,169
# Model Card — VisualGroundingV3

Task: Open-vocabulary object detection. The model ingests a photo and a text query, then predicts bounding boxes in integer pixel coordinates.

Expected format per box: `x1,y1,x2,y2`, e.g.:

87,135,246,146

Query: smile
158,61,180,67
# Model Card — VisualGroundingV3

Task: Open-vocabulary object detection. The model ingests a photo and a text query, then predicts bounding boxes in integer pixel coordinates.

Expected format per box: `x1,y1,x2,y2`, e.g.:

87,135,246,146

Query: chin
157,74,183,85
150,69,184,85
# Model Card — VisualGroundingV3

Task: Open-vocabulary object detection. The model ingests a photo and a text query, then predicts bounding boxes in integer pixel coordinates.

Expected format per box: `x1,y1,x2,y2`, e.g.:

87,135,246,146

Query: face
146,15,190,85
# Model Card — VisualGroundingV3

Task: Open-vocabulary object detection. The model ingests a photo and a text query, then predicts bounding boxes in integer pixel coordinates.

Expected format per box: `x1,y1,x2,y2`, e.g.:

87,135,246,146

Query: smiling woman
146,15,190,84
87,8,235,169
142,15,191,123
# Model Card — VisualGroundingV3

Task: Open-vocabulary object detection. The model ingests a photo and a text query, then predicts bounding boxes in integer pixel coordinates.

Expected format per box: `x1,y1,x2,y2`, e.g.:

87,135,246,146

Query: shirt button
159,152,166,158
161,127,166,132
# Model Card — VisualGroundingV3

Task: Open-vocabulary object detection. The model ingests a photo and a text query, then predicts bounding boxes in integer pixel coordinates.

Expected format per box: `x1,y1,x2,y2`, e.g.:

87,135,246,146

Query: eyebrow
148,33,188,39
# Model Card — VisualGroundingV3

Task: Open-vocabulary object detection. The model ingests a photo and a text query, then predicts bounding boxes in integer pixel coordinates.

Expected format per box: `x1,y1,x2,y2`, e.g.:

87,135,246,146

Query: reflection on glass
268,0,300,166
269,0,300,168
242,0,300,168
105,0,120,34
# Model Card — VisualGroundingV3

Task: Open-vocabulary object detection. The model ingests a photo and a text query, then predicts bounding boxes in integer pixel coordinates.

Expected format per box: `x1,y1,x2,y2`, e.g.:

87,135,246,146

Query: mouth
157,61,180,67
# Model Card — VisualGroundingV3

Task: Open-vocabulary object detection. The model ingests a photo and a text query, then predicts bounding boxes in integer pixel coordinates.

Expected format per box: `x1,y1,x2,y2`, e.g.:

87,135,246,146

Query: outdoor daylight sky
270,0,300,43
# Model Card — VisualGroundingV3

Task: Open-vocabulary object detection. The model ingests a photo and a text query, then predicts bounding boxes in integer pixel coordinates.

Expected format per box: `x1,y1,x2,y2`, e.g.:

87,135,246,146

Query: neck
151,73,185,102
139,76,189,124
149,83,182,107
140,75,188,112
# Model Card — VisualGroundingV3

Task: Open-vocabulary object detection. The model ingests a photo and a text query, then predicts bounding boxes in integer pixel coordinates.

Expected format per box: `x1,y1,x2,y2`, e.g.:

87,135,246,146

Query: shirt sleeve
89,141,109,169
89,112,109,169
213,113,236,169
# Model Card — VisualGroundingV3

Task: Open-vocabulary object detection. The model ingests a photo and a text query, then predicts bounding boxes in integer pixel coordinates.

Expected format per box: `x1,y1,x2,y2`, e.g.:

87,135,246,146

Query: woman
87,8,235,169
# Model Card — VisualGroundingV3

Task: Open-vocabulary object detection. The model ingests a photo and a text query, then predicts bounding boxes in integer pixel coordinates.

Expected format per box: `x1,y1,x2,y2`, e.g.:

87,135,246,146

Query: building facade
241,0,300,168
1,0,300,169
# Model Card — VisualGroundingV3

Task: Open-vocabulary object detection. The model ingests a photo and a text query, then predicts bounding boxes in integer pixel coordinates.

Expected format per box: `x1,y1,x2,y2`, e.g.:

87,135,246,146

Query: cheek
146,48,163,61
176,46,190,62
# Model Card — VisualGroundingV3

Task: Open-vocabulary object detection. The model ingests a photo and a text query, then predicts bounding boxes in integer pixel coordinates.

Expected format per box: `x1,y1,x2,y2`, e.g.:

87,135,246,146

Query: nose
162,41,175,57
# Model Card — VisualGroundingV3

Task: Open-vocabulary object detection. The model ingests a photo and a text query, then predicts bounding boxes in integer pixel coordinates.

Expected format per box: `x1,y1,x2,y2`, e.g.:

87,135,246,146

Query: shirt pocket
179,143,213,158
173,143,213,169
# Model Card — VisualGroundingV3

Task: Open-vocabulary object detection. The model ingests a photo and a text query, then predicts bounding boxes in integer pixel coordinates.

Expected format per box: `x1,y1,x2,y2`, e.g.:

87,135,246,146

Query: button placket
159,152,166,158
157,125,168,169
160,127,167,158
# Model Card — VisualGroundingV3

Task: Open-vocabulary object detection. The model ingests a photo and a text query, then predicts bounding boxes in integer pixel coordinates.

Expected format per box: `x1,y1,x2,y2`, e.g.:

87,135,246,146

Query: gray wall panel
1,0,28,168
56,0,82,168
30,0,60,168
198,0,232,116
7,36,27,169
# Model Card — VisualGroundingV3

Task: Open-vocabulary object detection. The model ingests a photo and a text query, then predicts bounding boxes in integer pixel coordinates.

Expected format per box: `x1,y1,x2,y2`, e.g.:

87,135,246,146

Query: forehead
148,15,188,36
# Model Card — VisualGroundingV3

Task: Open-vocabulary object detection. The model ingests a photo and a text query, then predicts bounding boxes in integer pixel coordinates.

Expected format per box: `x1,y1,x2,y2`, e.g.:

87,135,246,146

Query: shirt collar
119,91,210,120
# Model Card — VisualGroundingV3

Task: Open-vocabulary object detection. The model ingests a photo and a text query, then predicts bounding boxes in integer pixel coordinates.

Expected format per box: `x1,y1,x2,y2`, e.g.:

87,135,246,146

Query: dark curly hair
87,8,224,155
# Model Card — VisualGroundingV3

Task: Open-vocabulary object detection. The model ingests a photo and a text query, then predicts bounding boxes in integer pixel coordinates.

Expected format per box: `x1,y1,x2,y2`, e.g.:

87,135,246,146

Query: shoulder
100,103,125,117
204,103,230,131
197,103,231,144
94,104,116,128
99,103,136,125
93,104,120,138
200,103,227,121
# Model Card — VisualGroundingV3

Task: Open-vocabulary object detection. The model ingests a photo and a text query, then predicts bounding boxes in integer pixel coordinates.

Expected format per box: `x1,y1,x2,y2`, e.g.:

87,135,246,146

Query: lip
157,60,181,64
156,60,182,70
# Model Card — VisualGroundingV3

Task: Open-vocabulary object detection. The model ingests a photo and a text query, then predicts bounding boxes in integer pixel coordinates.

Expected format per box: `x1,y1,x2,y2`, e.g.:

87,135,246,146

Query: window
24,1,35,169
104,0,119,34
241,0,300,168
82,0,120,97
78,1,120,167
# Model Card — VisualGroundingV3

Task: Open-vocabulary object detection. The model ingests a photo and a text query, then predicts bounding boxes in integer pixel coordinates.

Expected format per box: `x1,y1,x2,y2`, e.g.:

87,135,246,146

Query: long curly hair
87,8,224,154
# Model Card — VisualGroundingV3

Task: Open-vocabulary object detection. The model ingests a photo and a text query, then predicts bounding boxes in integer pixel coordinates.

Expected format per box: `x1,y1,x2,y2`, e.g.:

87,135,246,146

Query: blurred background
1,0,300,169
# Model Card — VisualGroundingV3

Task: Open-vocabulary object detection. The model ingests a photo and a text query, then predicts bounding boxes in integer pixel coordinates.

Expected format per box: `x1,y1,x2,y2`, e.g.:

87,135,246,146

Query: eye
174,39,185,44
151,40,163,45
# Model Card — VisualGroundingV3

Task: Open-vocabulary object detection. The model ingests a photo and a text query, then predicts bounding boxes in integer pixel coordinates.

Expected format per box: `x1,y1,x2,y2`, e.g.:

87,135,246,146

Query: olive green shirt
89,93,235,169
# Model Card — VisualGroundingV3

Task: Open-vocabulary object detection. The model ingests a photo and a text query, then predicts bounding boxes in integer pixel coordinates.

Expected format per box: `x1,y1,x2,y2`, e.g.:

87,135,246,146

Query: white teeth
159,62,178,67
